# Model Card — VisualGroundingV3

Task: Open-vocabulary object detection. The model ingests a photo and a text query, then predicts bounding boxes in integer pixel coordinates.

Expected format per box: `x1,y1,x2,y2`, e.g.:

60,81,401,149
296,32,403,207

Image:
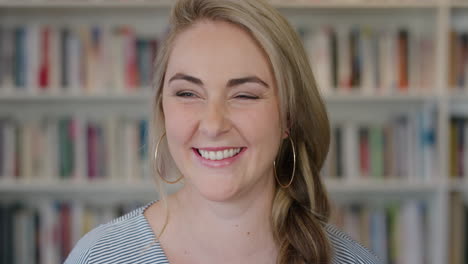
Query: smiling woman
65,0,381,264
161,19,283,208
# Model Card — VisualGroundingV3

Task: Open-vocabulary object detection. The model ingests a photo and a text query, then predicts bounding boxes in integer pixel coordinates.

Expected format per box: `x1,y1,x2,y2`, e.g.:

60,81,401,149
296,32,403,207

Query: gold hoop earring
155,132,183,184
274,136,296,188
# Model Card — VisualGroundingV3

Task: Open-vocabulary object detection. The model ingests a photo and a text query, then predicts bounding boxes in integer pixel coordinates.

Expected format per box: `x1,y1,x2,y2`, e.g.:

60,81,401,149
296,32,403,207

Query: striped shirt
65,201,381,264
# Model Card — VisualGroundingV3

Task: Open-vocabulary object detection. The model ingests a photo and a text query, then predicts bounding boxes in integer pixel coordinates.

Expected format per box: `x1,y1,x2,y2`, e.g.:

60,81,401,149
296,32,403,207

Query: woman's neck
163,174,278,263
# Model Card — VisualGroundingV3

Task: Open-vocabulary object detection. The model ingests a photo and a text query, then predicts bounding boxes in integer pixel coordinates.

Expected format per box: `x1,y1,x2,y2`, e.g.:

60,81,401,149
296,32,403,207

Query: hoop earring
274,136,296,188
155,132,183,184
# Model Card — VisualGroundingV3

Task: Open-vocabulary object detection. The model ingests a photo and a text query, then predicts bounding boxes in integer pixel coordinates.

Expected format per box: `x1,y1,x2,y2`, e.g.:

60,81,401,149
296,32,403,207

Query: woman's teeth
198,148,242,160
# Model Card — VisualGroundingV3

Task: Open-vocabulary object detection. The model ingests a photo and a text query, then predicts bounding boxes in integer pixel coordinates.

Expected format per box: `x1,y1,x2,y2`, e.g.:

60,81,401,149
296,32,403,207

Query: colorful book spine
0,201,145,264
302,25,434,95
322,109,436,180
331,200,427,264
0,116,150,182
0,25,160,94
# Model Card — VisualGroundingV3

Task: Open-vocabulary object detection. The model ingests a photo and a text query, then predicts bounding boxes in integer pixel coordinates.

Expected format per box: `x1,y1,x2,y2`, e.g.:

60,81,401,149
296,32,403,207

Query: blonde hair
151,0,332,263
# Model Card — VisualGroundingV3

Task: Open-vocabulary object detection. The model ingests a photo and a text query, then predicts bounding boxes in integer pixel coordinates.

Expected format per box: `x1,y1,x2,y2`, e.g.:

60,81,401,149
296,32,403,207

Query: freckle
247,232,250,235
235,224,239,227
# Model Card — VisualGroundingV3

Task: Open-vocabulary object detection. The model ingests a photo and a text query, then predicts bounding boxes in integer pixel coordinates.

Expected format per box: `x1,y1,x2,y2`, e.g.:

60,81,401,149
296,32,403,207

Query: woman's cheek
165,101,201,140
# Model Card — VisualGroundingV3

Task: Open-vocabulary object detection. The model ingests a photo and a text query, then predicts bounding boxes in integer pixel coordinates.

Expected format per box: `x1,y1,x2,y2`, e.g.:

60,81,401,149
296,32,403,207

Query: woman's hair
151,0,332,263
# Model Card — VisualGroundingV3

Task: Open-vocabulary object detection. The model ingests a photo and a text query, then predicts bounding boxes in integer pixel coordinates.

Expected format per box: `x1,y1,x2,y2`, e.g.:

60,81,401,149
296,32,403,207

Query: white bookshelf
1,1,467,264
0,180,175,203
0,0,443,8
0,178,440,198
0,93,152,103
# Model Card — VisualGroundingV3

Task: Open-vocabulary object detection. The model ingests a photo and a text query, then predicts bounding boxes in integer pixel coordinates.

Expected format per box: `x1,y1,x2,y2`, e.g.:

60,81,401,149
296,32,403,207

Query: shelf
0,0,440,9
449,178,468,192
0,92,433,104
449,179,468,203
0,92,435,120
0,91,153,103
0,179,442,200
323,93,435,104
448,94,468,115
0,0,173,8
449,92,468,103
0,92,154,116
323,93,436,121
325,178,441,194
271,0,440,9
326,180,443,203
0,180,180,202
451,0,468,8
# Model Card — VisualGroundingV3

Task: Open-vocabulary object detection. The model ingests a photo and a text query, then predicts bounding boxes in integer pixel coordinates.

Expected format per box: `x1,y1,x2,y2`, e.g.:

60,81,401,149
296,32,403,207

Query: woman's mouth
192,147,246,168
196,148,243,160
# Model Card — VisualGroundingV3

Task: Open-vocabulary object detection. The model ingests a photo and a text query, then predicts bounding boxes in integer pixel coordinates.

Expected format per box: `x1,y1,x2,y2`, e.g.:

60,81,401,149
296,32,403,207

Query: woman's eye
235,94,259,100
176,91,197,97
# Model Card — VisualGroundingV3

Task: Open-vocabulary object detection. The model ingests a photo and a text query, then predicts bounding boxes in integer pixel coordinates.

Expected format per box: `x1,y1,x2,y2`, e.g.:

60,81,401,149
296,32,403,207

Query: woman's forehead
165,20,274,86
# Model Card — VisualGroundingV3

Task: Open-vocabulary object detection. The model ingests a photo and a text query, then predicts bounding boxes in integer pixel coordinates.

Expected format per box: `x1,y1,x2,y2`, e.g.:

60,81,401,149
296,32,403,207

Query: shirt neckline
138,200,171,264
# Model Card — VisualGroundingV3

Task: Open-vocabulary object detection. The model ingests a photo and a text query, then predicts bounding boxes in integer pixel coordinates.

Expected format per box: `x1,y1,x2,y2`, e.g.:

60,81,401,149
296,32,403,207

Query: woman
66,0,380,263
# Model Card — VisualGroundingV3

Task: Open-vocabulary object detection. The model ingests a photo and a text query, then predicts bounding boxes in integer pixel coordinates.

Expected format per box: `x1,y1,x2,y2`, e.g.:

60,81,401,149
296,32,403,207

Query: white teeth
198,148,242,160
209,152,216,160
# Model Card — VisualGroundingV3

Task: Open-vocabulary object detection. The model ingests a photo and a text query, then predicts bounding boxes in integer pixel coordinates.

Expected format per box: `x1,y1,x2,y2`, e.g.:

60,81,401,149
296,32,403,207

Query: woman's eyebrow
227,76,269,88
168,73,269,88
169,73,203,86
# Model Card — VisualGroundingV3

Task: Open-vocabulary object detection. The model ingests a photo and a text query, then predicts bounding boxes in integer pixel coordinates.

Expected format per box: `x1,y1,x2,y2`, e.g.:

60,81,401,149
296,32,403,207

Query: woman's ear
282,114,291,139
283,112,294,139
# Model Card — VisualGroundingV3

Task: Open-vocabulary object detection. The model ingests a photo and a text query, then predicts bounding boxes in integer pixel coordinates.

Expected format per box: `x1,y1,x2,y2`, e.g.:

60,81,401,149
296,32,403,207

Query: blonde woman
66,0,380,263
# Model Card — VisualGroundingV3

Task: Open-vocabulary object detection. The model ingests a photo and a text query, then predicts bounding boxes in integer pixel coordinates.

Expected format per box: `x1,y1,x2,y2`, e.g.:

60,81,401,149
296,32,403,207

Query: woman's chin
190,181,242,203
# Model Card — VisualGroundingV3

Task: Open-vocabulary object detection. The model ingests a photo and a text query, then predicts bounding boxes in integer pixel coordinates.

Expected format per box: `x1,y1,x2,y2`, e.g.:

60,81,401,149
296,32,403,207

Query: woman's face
162,20,285,202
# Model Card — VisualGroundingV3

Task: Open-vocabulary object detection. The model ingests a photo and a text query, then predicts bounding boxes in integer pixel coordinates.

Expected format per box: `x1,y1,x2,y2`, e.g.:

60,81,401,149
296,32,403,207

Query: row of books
0,200,146,264
449,30,468,91
301,25,435,95
322,107,437,180
450,117,468,178
0,23,437,96
0,198,427,264
0,110,437,182
331,199,428,264
0,25,158,94
0,116,151,181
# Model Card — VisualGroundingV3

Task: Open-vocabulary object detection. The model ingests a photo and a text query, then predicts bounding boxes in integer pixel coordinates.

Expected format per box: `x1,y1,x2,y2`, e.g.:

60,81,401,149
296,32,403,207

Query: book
0,200,147,264
330,200,427,264
0,116,150,182
0,24,160,95
302,25,434,95
323,108,436,180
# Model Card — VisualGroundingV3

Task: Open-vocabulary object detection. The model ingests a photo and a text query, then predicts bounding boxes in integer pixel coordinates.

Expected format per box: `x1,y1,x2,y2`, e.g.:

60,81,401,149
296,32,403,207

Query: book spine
61,28,70,90
1,27,14,90
14,27,26,89
39,26,51,90
397,29,409,92
26,24,39,93
49,26,60,93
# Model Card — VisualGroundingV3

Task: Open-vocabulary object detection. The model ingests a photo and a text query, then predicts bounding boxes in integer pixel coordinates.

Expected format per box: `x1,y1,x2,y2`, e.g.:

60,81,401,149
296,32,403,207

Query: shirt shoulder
64,201,169,264
326,224,383,264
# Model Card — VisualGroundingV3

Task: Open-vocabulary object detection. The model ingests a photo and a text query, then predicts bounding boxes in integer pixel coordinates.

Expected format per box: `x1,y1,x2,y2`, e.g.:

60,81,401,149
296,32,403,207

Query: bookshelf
0,0,465,264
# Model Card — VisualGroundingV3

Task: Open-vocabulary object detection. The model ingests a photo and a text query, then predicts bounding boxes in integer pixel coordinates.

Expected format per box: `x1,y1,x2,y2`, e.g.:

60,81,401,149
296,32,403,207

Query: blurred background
0,0,467,263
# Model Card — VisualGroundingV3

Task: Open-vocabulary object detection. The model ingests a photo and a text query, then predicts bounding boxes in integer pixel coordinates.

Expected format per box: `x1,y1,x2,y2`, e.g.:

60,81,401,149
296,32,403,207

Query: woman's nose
199,101,231,138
